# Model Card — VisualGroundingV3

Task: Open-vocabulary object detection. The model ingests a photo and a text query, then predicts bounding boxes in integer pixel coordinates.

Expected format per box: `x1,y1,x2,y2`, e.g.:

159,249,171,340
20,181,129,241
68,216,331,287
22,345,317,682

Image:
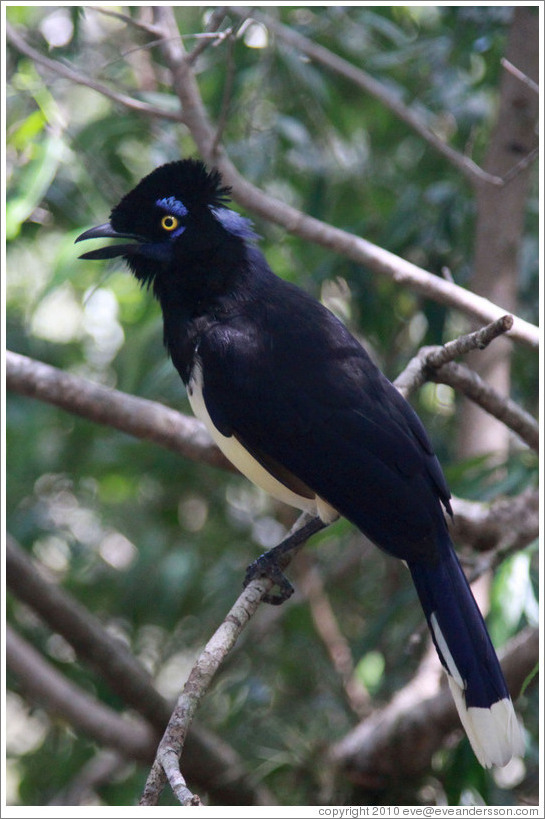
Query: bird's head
76,159,258,287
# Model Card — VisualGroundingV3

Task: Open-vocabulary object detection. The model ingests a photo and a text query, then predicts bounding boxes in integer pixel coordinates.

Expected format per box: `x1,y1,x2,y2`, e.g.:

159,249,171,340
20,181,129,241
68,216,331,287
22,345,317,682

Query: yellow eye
161,214,179,231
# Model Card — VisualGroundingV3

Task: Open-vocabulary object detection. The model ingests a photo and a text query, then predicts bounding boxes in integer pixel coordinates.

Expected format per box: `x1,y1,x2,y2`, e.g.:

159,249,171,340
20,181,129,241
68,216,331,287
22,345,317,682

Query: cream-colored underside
187,364,337,523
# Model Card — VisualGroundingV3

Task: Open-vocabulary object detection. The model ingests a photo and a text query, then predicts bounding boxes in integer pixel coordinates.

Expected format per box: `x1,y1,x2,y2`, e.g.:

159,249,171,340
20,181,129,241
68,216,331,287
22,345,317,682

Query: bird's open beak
75,223,143,260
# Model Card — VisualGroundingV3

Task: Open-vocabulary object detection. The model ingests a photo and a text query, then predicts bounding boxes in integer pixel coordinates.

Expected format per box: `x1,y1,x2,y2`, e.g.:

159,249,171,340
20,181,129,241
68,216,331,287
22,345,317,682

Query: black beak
75,223,143,260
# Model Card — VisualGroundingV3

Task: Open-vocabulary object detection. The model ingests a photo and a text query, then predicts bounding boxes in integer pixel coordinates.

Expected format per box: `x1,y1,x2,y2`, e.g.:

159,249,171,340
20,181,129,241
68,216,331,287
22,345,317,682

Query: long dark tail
408,532,524,767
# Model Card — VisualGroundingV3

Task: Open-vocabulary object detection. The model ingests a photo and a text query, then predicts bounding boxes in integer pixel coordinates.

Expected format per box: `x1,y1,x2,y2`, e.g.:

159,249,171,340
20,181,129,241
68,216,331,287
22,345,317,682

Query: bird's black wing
196,277,451,564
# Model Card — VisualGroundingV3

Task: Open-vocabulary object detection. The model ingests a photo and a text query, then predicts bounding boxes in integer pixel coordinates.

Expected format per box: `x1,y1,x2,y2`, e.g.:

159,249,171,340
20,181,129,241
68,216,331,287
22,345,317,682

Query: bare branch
185,7,231,66
140,513,318,805
393,317,539,452
501,57,539,94
425,315,515,367
394,314,515,396
140,574,273,804
6,23,184,123
330,626,537,785
151,7,539,349
6,351,233,473
87,5,164,37
501,145,539,184
89,4,231,67
7,625,158,762
430,361,539,452
162,750,202,806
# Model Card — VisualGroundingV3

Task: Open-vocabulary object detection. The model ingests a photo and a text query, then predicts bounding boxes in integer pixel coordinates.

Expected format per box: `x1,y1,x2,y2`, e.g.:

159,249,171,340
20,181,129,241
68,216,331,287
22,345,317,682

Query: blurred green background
5,4,539,808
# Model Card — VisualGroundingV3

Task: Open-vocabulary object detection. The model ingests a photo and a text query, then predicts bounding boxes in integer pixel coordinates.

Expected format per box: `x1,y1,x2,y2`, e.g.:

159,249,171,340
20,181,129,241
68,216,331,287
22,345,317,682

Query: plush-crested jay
76,159,524,768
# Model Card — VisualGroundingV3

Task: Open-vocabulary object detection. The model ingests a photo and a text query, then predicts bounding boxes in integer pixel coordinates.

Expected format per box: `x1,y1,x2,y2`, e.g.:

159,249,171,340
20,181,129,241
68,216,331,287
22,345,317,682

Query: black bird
77,159,523,767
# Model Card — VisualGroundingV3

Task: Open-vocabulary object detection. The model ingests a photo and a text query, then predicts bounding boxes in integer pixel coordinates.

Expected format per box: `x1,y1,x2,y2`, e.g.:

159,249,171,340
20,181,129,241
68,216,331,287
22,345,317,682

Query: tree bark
458,6,539,458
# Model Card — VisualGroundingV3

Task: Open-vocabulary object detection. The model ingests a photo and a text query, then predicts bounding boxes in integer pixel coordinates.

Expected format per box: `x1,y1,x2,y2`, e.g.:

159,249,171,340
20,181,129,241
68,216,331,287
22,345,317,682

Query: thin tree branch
429,361,539,452
185,7,231,66
6,350,233,472
394,314,515,396
89,4,231,67
501,145,539,184
228,6,508,189
87,5,164,37
393,316,539,452
6,23,184,123
151,6,539,349
140,575,271,804
5,535,274,807
330,626,537,785
7,626,158,762
501,57,539,94
140,512,317,805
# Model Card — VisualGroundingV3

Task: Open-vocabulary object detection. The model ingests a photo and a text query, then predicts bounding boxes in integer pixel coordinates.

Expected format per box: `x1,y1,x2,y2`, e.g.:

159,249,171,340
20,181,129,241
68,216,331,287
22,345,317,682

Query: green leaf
6,133,65,239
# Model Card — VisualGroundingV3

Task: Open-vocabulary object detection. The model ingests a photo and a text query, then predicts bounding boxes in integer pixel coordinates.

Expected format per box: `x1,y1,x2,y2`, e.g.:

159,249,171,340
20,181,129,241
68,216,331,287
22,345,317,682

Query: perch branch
140,576,270,804
140,513,318,805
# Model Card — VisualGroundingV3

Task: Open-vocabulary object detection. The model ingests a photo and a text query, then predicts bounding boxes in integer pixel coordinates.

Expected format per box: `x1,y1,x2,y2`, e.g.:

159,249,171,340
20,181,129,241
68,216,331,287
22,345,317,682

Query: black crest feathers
110,159,231,232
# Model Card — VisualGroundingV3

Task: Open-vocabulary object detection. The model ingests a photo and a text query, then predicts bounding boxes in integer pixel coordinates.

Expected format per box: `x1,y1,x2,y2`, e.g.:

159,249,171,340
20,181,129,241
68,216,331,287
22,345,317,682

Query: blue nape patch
210,207,260,241
156,196,189,218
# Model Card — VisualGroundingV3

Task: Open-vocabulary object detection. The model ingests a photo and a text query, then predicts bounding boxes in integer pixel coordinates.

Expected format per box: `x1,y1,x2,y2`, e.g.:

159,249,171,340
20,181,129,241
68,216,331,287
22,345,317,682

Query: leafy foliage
6,5,538,808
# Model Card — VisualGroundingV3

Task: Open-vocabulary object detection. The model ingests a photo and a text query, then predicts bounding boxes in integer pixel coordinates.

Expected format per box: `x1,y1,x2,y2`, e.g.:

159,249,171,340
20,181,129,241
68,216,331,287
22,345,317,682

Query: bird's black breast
165,252,452,564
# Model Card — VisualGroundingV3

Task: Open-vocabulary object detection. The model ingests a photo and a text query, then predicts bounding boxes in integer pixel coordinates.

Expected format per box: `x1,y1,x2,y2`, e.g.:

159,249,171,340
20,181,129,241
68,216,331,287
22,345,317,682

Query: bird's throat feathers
146,234,263,315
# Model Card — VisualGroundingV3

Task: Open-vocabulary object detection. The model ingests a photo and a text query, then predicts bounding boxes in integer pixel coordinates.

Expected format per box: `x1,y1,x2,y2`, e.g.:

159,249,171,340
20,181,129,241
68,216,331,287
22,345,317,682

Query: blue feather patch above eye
156,196,189,218
210,207,260,241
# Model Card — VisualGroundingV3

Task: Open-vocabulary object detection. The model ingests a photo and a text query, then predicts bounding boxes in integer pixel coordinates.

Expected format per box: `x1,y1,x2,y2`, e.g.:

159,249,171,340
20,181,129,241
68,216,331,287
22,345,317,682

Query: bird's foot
244,552,294,605
243,514,328,605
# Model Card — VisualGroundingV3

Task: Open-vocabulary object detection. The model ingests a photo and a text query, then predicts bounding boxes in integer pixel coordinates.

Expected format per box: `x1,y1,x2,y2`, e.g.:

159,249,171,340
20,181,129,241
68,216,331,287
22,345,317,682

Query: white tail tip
448,677,525,768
